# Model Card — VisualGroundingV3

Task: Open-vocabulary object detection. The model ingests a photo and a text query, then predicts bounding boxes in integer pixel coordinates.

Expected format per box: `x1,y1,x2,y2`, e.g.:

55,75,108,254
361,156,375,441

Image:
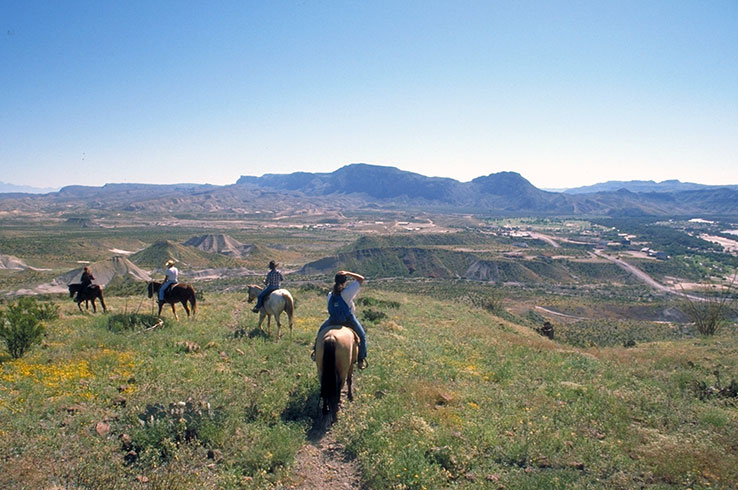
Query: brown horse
68,284,107,313
315,326,359,423
246,285,295,339
147,281,197,320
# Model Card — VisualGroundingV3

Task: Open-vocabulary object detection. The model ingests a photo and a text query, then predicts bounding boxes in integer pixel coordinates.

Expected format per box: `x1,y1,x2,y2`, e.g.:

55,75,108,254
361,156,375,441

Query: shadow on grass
247,328,269,339
281,383,330,441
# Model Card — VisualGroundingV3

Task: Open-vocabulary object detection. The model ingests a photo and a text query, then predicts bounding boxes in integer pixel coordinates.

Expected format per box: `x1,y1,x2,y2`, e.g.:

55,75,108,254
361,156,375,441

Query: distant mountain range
562,179,738,194
1,164,738,217
0,181,58,194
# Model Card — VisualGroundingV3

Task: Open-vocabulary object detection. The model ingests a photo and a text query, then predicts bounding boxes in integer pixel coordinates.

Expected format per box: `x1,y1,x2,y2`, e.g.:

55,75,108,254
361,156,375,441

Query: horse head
68,284,78,297
147,281,155,298
246,285,261,303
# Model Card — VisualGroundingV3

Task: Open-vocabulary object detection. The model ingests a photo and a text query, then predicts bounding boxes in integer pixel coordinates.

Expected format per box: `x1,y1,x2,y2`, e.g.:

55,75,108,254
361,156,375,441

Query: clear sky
2,1,737,190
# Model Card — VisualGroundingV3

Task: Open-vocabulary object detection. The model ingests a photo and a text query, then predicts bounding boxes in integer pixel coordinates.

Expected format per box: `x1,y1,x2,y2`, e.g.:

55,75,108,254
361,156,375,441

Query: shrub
130,398,225,463
101,313,168,333
361,308,387,324
681,278,736,336
693,370,738,400
357,297,400,309
0,297,53,358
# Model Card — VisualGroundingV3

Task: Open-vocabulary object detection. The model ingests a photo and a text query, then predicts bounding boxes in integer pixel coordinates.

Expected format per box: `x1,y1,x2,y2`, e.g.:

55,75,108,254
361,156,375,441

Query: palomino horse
246,285,294,339
68,284,107,313
316,326,359,423
147,281,197,320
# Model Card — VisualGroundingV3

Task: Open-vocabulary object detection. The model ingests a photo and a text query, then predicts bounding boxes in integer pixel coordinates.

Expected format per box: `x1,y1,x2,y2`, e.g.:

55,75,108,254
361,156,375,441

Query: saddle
162,282,177,299
317,324,360,344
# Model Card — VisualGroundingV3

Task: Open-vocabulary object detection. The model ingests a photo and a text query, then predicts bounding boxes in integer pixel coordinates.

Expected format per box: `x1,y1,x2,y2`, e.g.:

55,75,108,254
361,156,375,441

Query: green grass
1,287,737,488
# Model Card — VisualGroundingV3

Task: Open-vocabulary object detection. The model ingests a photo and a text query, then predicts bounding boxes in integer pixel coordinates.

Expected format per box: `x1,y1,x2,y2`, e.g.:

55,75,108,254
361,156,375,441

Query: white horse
246,285,295,339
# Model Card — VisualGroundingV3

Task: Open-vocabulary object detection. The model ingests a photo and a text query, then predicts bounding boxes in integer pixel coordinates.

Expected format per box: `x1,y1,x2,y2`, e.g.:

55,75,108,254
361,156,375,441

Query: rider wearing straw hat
160,259,179,301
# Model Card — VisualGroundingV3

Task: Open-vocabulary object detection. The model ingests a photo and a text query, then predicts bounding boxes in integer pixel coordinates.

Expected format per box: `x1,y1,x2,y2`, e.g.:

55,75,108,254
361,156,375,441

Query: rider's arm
339,271,364,285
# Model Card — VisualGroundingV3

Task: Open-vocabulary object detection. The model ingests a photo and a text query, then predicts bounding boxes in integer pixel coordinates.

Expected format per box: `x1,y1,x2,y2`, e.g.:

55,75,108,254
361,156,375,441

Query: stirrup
310,350,316,361
357,359,368,370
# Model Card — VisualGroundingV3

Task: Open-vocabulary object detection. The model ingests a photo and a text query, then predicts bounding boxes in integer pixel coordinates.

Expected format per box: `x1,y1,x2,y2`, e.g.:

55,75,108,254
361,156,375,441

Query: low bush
0,297,56,358
100,313,169,333
357,296,401,309
361,308,387,324
130,398,226,463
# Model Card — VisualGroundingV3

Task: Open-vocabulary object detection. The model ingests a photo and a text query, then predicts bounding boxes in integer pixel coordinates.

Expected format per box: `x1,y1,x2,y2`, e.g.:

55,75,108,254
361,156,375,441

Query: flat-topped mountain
238,164,569,212
2,164,738,217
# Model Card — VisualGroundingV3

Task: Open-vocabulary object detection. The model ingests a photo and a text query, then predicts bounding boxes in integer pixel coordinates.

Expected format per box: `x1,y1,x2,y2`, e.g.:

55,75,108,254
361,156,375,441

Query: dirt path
535,305,587,320
530,232,561,248
592,250,705,301
289,424,363,489
231,302,363,488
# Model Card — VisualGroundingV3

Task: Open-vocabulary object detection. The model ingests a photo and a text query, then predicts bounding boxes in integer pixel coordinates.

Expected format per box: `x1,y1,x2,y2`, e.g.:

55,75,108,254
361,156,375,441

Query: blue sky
1,1,736,189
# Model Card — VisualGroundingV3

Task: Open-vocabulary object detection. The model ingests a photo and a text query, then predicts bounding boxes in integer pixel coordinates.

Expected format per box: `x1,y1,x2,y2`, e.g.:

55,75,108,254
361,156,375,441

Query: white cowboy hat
164,259,176,267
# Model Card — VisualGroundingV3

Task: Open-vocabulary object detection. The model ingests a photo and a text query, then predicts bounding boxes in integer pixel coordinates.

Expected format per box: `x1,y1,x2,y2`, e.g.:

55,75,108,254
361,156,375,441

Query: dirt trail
238,280,362,490
529,232,561,248
289,425,363,489
593,250,706,301
535,305,587,320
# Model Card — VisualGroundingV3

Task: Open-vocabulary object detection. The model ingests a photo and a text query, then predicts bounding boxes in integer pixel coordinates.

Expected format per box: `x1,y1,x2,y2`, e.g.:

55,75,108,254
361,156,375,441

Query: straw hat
164,259,176,267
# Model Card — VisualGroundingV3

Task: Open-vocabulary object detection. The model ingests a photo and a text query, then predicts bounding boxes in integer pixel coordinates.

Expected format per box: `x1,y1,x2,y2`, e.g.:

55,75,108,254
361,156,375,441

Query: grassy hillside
1,289,736,488
130,240,243,269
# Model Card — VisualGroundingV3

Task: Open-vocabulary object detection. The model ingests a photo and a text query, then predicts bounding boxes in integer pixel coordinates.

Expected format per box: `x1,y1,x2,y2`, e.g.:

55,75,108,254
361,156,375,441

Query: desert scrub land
1,287,737,489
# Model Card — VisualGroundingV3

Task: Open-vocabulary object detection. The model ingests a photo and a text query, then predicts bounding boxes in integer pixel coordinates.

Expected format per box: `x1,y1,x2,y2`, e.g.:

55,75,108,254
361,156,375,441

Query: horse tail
321,337,340,416
98,286,107,313
284,292,294,327
189,286,197,316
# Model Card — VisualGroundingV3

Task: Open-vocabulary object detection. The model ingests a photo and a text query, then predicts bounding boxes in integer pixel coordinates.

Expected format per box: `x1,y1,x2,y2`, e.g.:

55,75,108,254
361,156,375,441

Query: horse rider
76,266,95,303
160,259,179,302
313,270,368,370
252,260,284,312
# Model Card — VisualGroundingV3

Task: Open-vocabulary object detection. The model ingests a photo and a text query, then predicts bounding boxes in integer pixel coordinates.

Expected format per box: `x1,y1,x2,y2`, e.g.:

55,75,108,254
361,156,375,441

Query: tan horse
246,285,295,339
315,326,359,423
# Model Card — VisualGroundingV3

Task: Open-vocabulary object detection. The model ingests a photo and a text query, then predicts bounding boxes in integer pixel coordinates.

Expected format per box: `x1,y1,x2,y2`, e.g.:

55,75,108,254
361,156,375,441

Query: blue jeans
318,314,367,361
159,280,175,301
255,285,278,309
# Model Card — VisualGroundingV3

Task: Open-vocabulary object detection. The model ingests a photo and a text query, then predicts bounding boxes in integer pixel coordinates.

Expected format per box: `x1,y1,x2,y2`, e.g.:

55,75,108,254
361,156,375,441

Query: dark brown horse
147,281,197,320
68,284,107,313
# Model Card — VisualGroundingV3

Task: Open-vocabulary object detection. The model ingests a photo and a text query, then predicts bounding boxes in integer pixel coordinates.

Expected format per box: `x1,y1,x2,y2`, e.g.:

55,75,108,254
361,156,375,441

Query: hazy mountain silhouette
1,164,737,216
564,179,738,194
0,181,58,194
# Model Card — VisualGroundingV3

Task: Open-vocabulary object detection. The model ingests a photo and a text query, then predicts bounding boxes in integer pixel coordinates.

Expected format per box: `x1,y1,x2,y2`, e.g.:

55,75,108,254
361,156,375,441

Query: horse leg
157,301,164,318
99,294,107,313
257,311,265,332
91,299,96,313
182,300,190,318
347,373,353,402
275,313,282,340
171,303,178,321
77,300,84,313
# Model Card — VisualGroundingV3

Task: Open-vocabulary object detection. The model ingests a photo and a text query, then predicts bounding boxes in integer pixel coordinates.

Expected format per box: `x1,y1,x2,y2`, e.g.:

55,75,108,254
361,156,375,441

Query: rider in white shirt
160,259,179,301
